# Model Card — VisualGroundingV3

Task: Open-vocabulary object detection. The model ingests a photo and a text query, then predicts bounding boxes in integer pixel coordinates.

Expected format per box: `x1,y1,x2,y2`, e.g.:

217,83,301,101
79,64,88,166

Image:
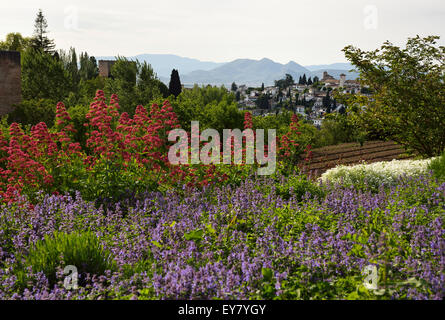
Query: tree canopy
341,35,445,156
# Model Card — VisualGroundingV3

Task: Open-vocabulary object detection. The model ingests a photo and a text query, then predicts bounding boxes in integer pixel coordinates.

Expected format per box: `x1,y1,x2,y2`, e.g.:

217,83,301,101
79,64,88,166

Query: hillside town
235,71,364,127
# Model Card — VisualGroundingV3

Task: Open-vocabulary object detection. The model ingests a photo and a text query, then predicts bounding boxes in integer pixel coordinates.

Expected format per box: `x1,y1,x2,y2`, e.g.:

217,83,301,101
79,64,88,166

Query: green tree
21,47,70,101
137,61,165,103
231,82,238,92
256,93,270,109
172,85,238,132
60,47,80,94
0,33,31,52
275,74,294,90
30,9,55,54
104,57,166,114
105,57,137,113
342,35,445,156
79,52,99,80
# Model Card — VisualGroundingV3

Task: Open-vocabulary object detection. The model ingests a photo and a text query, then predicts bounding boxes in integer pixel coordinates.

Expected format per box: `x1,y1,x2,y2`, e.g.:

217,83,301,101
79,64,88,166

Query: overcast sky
1,0,444,65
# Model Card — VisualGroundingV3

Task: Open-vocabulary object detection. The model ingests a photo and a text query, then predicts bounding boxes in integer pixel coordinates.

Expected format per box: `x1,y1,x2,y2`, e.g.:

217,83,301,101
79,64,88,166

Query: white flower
319,158,436,188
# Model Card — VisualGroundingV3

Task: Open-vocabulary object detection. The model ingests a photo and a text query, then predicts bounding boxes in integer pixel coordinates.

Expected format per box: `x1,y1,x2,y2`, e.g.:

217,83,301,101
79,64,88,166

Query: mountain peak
259,57,274,63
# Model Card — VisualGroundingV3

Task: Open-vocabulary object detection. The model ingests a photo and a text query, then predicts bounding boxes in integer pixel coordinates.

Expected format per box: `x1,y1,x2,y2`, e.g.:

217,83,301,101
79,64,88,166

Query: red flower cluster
278,114,311,165
0,92,312,204
0,104,81,203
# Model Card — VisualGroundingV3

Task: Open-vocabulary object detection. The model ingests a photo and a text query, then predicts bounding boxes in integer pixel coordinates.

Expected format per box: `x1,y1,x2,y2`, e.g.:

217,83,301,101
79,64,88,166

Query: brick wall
0,51,21,115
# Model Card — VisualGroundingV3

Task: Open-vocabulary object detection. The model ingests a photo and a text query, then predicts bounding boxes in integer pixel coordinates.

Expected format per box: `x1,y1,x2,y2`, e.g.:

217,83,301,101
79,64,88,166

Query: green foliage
255,93,270,109
428,150,445,181
19,231,115,286
104,57,166,115
8,98,57,126
21,47,71,101
59,47,80,94
274,174,325,202
342,35,445,157
312,113,366,148
172,85,241,132
275,74,294,90
75,77,106,107
0,32,31,52
252,111,292,137
79,52,98,81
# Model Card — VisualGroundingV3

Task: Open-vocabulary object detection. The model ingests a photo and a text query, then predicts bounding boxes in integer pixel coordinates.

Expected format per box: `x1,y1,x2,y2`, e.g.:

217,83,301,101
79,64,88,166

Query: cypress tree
169,69,182,98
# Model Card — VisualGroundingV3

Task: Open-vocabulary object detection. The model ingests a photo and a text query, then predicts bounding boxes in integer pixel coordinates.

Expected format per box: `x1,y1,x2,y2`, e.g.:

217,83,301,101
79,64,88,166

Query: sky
1,0,444,65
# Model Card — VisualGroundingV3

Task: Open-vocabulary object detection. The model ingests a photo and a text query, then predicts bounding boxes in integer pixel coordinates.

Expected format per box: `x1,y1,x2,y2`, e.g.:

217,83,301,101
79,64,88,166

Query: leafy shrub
19,231,114,286
274,174,325,201
428,149,445,181
8,98,57,126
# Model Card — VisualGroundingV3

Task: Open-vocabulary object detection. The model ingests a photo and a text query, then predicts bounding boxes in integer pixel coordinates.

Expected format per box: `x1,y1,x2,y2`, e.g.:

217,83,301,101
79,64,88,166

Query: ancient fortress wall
0,51,21,115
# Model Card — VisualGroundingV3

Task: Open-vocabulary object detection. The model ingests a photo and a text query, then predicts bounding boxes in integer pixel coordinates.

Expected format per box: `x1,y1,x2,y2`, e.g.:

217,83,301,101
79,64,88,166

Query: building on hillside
339,73,346,87
322,71,336,82
295,105,305,116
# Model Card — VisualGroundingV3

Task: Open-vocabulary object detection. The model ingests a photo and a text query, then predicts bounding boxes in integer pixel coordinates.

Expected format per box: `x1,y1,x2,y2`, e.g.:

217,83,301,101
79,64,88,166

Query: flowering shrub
0,91,309,205
0,173,443,300
278,114,312,175
320,158,436,192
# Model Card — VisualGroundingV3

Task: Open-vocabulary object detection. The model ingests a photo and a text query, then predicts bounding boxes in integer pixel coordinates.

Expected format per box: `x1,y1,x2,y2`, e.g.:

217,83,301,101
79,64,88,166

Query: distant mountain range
96,54,358,87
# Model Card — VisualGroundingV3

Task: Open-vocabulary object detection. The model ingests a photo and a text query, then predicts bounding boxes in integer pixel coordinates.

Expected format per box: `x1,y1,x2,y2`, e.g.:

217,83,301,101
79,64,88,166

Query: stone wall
0,51,21,115
98,60,116,78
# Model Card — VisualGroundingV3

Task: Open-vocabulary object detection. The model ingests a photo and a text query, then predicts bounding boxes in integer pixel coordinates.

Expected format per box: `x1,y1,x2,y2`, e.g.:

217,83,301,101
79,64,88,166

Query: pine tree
307,77,313,85
302,74,307,85
169,69,182,98
298,76,302,85
261,83,265,91
231,82,238,92
30,9,55,54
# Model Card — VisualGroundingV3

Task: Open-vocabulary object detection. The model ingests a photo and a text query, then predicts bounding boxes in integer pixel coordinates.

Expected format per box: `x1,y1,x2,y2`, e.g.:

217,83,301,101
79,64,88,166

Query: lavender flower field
0,173,443,300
